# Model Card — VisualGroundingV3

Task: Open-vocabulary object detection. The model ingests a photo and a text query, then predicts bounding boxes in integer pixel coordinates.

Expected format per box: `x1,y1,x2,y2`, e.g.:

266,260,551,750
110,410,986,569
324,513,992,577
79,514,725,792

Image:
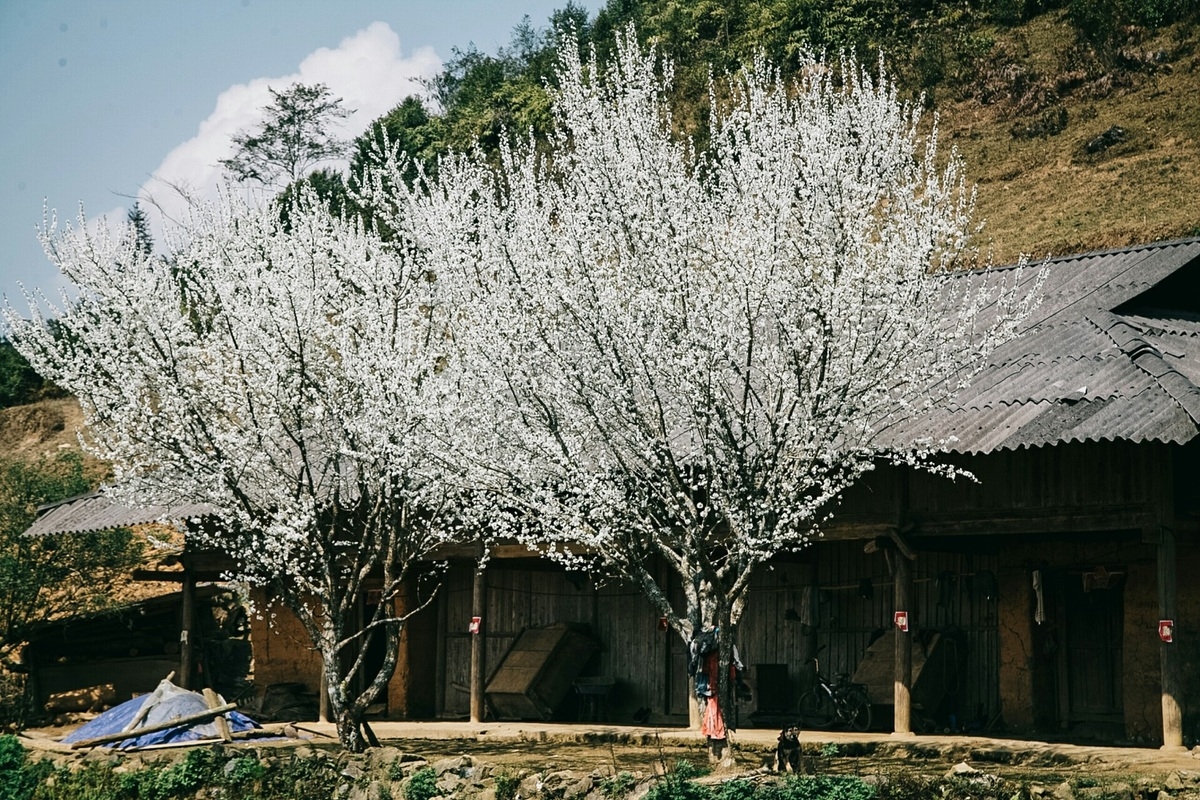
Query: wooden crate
850,631,952,711
485,622,598,720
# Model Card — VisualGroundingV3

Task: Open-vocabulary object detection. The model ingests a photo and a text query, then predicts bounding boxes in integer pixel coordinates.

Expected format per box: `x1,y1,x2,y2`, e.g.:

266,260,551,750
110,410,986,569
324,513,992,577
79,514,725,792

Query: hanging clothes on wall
1032,569,1045,624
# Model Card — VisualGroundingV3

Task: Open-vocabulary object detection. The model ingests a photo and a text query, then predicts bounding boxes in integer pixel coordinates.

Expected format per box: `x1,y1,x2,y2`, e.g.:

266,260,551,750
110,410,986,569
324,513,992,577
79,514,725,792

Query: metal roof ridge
952,235,1200,276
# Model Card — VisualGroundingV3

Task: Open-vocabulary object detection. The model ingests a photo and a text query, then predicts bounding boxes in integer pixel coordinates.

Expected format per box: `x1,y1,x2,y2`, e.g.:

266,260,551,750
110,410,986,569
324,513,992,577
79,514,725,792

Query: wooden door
1060,576,1123,721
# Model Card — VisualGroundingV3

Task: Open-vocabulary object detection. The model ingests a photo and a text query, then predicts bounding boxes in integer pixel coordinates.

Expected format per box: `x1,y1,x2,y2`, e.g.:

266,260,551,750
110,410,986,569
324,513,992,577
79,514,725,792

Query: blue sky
0,0,599,315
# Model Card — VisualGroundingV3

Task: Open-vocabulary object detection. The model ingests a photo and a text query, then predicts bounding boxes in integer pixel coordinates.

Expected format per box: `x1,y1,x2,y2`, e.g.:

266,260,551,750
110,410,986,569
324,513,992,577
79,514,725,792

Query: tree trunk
312,600,403,753
695,585,738,768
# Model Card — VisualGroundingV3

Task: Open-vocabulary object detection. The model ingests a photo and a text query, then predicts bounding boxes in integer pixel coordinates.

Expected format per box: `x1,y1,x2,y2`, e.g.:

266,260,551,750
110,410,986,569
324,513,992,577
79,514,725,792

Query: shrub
770,776,876,800
404,766,439,800
713,778,756,800
599,771,639,800
0,735,51,800
495,771,521,800
645,761,713,800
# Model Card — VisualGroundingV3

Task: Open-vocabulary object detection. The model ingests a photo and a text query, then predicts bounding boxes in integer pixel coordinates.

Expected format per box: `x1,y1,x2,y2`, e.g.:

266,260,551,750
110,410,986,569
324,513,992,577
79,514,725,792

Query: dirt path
22,720,1200,787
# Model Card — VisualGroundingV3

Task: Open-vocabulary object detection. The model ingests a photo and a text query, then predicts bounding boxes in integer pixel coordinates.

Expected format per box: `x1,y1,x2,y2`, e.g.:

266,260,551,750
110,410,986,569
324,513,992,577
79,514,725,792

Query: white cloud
137,21,440,230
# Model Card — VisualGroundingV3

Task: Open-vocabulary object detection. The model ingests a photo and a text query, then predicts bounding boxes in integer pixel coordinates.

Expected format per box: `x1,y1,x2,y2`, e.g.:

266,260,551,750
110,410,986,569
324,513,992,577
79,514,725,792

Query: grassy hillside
941,14,1200,262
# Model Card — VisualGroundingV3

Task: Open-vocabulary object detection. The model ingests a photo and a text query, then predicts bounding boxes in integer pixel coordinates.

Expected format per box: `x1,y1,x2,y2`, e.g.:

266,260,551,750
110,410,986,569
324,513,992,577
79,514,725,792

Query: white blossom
369,29,1037,733
5,187,469,751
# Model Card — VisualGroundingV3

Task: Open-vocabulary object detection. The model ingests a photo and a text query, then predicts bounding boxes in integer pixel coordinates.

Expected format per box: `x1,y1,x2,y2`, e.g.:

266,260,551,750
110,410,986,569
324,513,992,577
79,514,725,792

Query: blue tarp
62,680,259,749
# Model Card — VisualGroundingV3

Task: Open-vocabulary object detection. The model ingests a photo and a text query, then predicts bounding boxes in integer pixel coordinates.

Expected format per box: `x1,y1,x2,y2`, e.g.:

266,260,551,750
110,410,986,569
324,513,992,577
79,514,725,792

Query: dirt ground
366,726,1200,785
23,720,1200,787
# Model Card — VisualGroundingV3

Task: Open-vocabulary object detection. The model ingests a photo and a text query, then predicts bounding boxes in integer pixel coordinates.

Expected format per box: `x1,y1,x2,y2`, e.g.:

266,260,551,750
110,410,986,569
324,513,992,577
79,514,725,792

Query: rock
542,770,582,793
1077,787,1129,800
1053,781,1075,800
1085,126,1127,154
433,755,474,776
1167,772,1185,791
564,776,594,798
1177,770,1200,786
945,762,980,779
437,774,465,795
520,774,544,796
393,760,429,778
350,781,392,800
366,746,405,768
342,762,365,780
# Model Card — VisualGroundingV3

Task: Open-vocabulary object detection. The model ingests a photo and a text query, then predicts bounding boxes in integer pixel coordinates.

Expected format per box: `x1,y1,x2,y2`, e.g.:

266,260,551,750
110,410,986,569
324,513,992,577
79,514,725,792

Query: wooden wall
431,541,1001,729
434,560,674,723
740,542,1000,729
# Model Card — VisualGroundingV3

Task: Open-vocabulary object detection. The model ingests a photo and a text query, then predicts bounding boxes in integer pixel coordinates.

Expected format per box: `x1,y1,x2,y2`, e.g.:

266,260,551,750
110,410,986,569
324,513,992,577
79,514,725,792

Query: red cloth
699,651,726,740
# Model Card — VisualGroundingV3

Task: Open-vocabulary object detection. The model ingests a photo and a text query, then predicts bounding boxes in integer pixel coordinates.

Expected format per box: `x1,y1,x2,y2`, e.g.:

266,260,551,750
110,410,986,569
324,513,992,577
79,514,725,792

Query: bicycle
796,646,873,731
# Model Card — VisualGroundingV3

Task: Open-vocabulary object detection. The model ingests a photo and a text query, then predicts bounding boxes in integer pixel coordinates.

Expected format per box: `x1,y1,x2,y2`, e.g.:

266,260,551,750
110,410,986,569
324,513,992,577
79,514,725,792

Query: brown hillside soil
940,15,1200,263
0,397,107,482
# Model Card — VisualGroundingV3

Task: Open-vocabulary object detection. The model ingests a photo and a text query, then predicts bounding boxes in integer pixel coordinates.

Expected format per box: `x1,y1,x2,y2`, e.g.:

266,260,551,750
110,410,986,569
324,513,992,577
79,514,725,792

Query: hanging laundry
1032,569,1045,624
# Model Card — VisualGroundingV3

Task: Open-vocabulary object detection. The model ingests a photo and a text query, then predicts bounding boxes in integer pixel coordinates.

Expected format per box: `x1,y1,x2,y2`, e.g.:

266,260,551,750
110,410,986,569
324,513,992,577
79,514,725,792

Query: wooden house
398,236,1200,748
26,237,1200,748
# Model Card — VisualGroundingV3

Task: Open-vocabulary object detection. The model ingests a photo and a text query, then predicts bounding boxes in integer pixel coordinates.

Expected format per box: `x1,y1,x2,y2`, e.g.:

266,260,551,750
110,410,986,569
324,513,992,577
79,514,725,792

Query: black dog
773,724,802,773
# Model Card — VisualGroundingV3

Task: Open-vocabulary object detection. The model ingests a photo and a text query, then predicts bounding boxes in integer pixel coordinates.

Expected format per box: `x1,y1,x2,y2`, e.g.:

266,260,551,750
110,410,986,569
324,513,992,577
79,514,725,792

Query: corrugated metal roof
23,239,1200,538
887,237,1200,453
23,492,214,537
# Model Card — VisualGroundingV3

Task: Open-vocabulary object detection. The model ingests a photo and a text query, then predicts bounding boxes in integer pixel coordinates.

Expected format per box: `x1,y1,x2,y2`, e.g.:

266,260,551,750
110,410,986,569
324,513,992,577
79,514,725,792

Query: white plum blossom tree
5,191,466,751
372,30,1037,758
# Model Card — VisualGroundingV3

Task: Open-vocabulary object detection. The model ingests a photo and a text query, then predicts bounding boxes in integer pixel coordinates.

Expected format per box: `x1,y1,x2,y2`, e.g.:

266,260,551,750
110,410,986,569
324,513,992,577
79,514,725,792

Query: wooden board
851,631,951,710
485,622,597,720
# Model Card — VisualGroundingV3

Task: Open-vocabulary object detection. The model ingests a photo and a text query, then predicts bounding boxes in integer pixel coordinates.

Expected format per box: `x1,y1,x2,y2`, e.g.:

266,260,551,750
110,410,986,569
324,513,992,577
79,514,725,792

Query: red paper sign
468,616,481,635
894,611,909,632
1159,619,1174,643
657,616,669,632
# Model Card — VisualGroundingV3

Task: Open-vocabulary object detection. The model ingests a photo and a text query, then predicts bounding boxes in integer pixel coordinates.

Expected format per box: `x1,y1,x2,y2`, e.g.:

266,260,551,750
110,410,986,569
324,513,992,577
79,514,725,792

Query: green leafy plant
0,735,51,800
495,770,521,800
768,776,876,800
404,766,439,800
221,756,266,788
713,778,756,800
599,771,639,800
645,760,713,800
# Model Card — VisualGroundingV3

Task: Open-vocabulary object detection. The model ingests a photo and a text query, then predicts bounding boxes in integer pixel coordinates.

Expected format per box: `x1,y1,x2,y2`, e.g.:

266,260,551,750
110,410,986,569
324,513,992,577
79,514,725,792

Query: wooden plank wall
830,441,1161,534
435,561,671,721
435,542,999,729
734,542,1000,729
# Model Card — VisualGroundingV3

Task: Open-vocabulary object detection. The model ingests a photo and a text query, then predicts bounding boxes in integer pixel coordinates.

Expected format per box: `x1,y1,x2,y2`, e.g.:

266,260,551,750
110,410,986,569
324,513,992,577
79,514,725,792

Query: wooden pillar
1158,526,1184,750
892,550,914,737
179,567,196,690
469,564,487,723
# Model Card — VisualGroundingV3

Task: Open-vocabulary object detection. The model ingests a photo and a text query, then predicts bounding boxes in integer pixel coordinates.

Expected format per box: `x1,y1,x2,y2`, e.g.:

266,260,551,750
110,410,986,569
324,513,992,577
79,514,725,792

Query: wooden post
469,564,487,723
179,567,196,690
891,466,915,738
801,559,819,695
1154,446,1185,751
318,664,331,723
1158,526,1184,750
892,549,914,737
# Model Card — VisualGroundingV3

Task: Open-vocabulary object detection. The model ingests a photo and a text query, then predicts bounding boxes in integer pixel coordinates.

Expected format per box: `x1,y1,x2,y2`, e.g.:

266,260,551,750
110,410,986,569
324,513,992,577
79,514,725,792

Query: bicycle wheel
798,687,836,729
842,687,873,732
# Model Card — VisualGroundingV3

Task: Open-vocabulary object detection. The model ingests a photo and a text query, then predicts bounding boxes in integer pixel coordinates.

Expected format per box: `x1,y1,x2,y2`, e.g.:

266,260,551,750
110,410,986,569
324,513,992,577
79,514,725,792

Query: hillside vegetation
941,15,1200,261
4,1,1199,417
339,0,1200,265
